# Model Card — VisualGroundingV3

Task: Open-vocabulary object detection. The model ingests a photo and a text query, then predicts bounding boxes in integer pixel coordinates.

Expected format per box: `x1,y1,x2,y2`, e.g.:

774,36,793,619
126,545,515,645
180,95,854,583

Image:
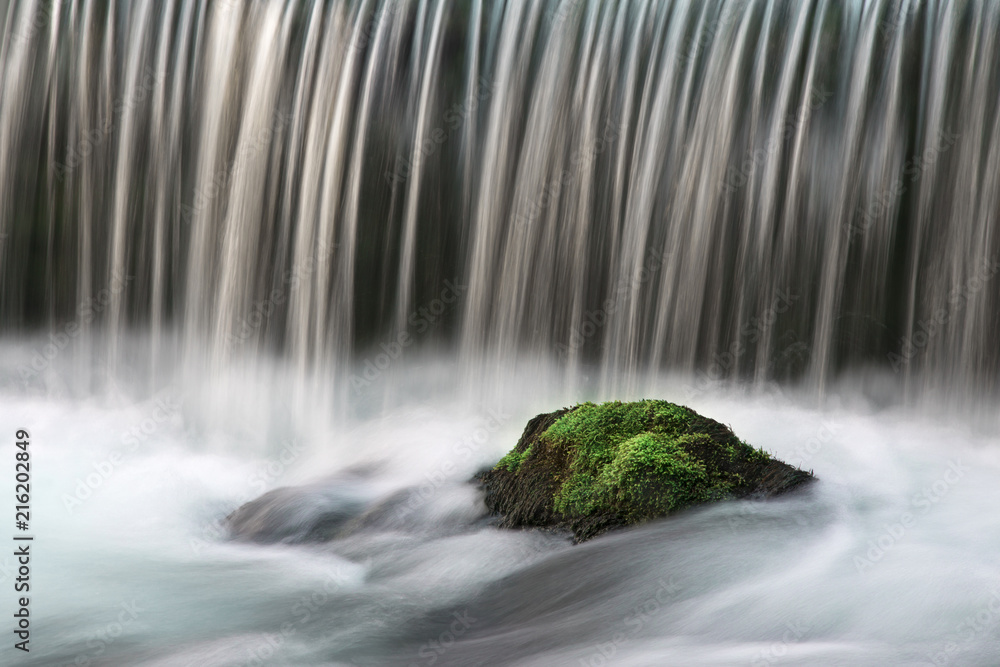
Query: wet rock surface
478,400,814,542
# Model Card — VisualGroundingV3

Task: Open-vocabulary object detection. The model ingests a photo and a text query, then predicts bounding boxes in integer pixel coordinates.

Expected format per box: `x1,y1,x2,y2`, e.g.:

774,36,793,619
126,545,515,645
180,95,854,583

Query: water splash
1,0,998,401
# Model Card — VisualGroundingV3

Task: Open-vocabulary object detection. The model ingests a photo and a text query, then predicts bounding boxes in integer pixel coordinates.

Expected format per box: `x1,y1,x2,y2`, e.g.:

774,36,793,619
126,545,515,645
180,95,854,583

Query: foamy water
2,343,998,667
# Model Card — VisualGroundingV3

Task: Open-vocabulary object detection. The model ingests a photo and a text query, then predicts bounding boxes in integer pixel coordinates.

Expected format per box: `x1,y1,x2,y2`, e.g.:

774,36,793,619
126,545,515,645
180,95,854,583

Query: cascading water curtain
1,0,998,398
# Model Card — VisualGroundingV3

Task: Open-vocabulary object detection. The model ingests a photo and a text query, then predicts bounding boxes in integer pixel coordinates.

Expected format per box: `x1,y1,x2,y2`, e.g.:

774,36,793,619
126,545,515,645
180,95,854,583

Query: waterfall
2,0,998,399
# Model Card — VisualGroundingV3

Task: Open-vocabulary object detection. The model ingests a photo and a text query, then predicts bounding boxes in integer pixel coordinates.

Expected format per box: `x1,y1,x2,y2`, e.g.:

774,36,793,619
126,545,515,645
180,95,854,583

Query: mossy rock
478,400,814,542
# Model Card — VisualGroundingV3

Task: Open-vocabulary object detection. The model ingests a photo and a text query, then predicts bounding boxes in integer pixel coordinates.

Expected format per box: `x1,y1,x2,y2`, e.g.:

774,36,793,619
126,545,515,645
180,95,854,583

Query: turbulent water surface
2,0,1000,665
3,350,1000,667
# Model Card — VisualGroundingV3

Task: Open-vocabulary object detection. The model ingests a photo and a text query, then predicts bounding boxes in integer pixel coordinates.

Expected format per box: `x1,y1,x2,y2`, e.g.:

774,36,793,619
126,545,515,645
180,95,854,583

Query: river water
3,0,1000,664
2,345,999,666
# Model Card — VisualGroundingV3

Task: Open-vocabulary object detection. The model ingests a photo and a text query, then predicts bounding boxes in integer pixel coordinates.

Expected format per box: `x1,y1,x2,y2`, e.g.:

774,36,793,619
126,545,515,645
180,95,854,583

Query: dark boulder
226,480,367,544
478,400,814,542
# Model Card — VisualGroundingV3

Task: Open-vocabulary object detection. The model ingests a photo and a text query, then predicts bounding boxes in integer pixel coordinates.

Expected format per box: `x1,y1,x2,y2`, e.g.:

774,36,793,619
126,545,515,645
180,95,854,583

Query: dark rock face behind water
478,400,814,542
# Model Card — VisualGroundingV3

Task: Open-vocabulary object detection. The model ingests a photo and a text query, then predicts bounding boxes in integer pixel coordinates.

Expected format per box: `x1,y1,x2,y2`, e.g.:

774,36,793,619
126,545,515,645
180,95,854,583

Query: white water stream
2,344,999,666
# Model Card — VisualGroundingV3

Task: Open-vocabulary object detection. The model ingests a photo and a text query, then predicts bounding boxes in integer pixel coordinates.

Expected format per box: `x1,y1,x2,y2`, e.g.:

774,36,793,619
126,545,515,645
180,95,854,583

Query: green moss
496,442,533,471
489,399,783,531
541,401,760,519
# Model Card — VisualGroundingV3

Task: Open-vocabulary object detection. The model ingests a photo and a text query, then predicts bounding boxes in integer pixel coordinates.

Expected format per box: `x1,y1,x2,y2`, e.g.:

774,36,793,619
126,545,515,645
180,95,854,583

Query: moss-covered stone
478,400,814,541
